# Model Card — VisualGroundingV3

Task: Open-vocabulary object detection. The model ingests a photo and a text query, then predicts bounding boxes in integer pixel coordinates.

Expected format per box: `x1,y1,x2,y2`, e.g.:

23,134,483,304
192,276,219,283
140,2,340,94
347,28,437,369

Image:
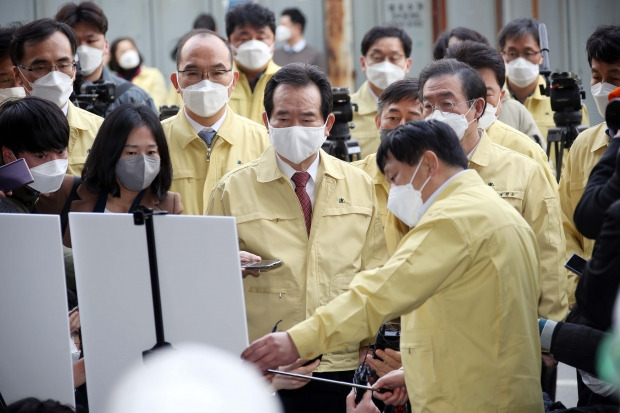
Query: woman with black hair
63,103,182,247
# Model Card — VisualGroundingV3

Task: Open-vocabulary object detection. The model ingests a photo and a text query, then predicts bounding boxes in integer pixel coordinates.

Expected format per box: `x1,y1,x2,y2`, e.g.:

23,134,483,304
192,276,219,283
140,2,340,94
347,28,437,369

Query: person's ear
1,146,17,164
171,72,180,92
375,112,381,130
324,113,336,136
262,112,270,130
403,57,412,74
473,98,486,120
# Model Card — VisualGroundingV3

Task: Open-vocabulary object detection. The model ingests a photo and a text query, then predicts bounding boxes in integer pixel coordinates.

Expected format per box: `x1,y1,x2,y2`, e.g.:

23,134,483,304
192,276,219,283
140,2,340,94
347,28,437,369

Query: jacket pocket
400,330,440,398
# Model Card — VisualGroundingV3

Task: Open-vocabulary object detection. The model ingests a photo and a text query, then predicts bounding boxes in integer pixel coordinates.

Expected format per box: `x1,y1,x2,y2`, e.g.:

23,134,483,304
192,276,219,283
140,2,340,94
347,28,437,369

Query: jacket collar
234,60,280,83
355,81,379,115
593,122,612,152
174,105,238,149
256,147,344,183
66,101,91,131
506,75,547,102
468,130,492,168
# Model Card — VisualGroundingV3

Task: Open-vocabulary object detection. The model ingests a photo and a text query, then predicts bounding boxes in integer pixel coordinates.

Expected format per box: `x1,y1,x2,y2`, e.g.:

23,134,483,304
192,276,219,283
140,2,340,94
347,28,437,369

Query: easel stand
133,206,172,359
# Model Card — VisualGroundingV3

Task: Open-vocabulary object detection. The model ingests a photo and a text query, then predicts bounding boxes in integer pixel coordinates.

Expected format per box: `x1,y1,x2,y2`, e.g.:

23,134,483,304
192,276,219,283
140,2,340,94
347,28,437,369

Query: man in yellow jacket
445,40,558,191
350,26,413,157
559,24,620,306
242,120,544,413
353,77,422,226
416,59,568,322
163,29,269,216
208,63,387,413
11,18,102,176
498,18,589,172
225,2,281,124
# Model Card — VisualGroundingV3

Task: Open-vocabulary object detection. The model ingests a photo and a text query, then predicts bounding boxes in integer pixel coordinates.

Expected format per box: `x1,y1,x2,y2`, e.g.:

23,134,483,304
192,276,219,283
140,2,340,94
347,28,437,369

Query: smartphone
302,354,323,367
241,259,282,270
565,253,587,277
0,158,34,192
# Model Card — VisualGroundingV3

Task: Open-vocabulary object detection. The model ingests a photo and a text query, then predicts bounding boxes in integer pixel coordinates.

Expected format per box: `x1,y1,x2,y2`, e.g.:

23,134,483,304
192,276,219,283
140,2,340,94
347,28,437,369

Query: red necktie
292,172,312,236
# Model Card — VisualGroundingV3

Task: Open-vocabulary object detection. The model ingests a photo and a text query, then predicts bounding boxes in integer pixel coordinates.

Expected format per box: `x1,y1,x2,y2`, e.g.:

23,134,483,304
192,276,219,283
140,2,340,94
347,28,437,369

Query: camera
321,87,361,162
538,24,588,179
372,322,400,360
72,79,117,117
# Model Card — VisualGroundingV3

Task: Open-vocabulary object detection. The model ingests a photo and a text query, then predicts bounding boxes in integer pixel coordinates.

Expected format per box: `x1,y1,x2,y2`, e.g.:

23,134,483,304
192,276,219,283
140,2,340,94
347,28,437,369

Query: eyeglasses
178,68,232,83
422,99,475,114
18,61,76,78
502,50,542,61
367,52,406,65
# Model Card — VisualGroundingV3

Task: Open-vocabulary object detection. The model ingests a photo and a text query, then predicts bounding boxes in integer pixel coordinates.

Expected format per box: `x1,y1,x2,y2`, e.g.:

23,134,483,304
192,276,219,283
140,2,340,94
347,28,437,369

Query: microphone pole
538,23,552,96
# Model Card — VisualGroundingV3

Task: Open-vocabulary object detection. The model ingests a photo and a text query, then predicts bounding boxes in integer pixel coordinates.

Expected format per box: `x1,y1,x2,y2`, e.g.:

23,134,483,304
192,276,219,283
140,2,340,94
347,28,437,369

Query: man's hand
241,332,300,372
272,357,321,390
346,387,379,413
366,348,402,378
372,369,409,406
240,250,261,278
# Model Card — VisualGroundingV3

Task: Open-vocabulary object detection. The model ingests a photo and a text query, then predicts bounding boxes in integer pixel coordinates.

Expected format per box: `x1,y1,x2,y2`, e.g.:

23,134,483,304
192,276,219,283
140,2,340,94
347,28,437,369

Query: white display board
69,212,248,413
0,214,75,407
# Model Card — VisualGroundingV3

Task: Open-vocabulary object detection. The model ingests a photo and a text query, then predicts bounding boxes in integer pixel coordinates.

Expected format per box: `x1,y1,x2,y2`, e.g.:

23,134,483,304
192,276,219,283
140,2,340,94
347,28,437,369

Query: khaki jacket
469,132,567,321
161,106,269,215
207,147,388,372
289,170,544,412
558,122,609,306
229,60,280,124
350,81,380,158
66,102,103,176
498,94,544,149
384,132,569,301
352,153,389,225
486,120,557,193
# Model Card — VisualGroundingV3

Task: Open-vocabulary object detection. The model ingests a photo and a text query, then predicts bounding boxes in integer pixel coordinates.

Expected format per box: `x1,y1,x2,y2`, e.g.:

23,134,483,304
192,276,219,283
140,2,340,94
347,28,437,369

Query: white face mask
180,77,233,118
118,50,141,70
477,102,498,130
28,158,68,193
275,25,292,42
21,70,74,108
365,60,406,90
591,82,617,118
268,119,327,164
387,159,431,228
234,40,273,71
425,104,475,140
505,57,540,88
0,86,26,104
77,45,104,76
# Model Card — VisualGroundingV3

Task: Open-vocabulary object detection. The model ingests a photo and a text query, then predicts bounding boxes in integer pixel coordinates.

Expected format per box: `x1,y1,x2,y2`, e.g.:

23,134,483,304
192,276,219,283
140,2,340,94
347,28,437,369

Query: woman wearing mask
108,37,167,109
63,103,182,247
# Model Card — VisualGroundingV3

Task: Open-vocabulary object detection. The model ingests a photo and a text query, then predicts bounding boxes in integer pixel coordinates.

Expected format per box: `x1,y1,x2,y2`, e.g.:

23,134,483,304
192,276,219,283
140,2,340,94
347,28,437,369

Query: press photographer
56,1,157,117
